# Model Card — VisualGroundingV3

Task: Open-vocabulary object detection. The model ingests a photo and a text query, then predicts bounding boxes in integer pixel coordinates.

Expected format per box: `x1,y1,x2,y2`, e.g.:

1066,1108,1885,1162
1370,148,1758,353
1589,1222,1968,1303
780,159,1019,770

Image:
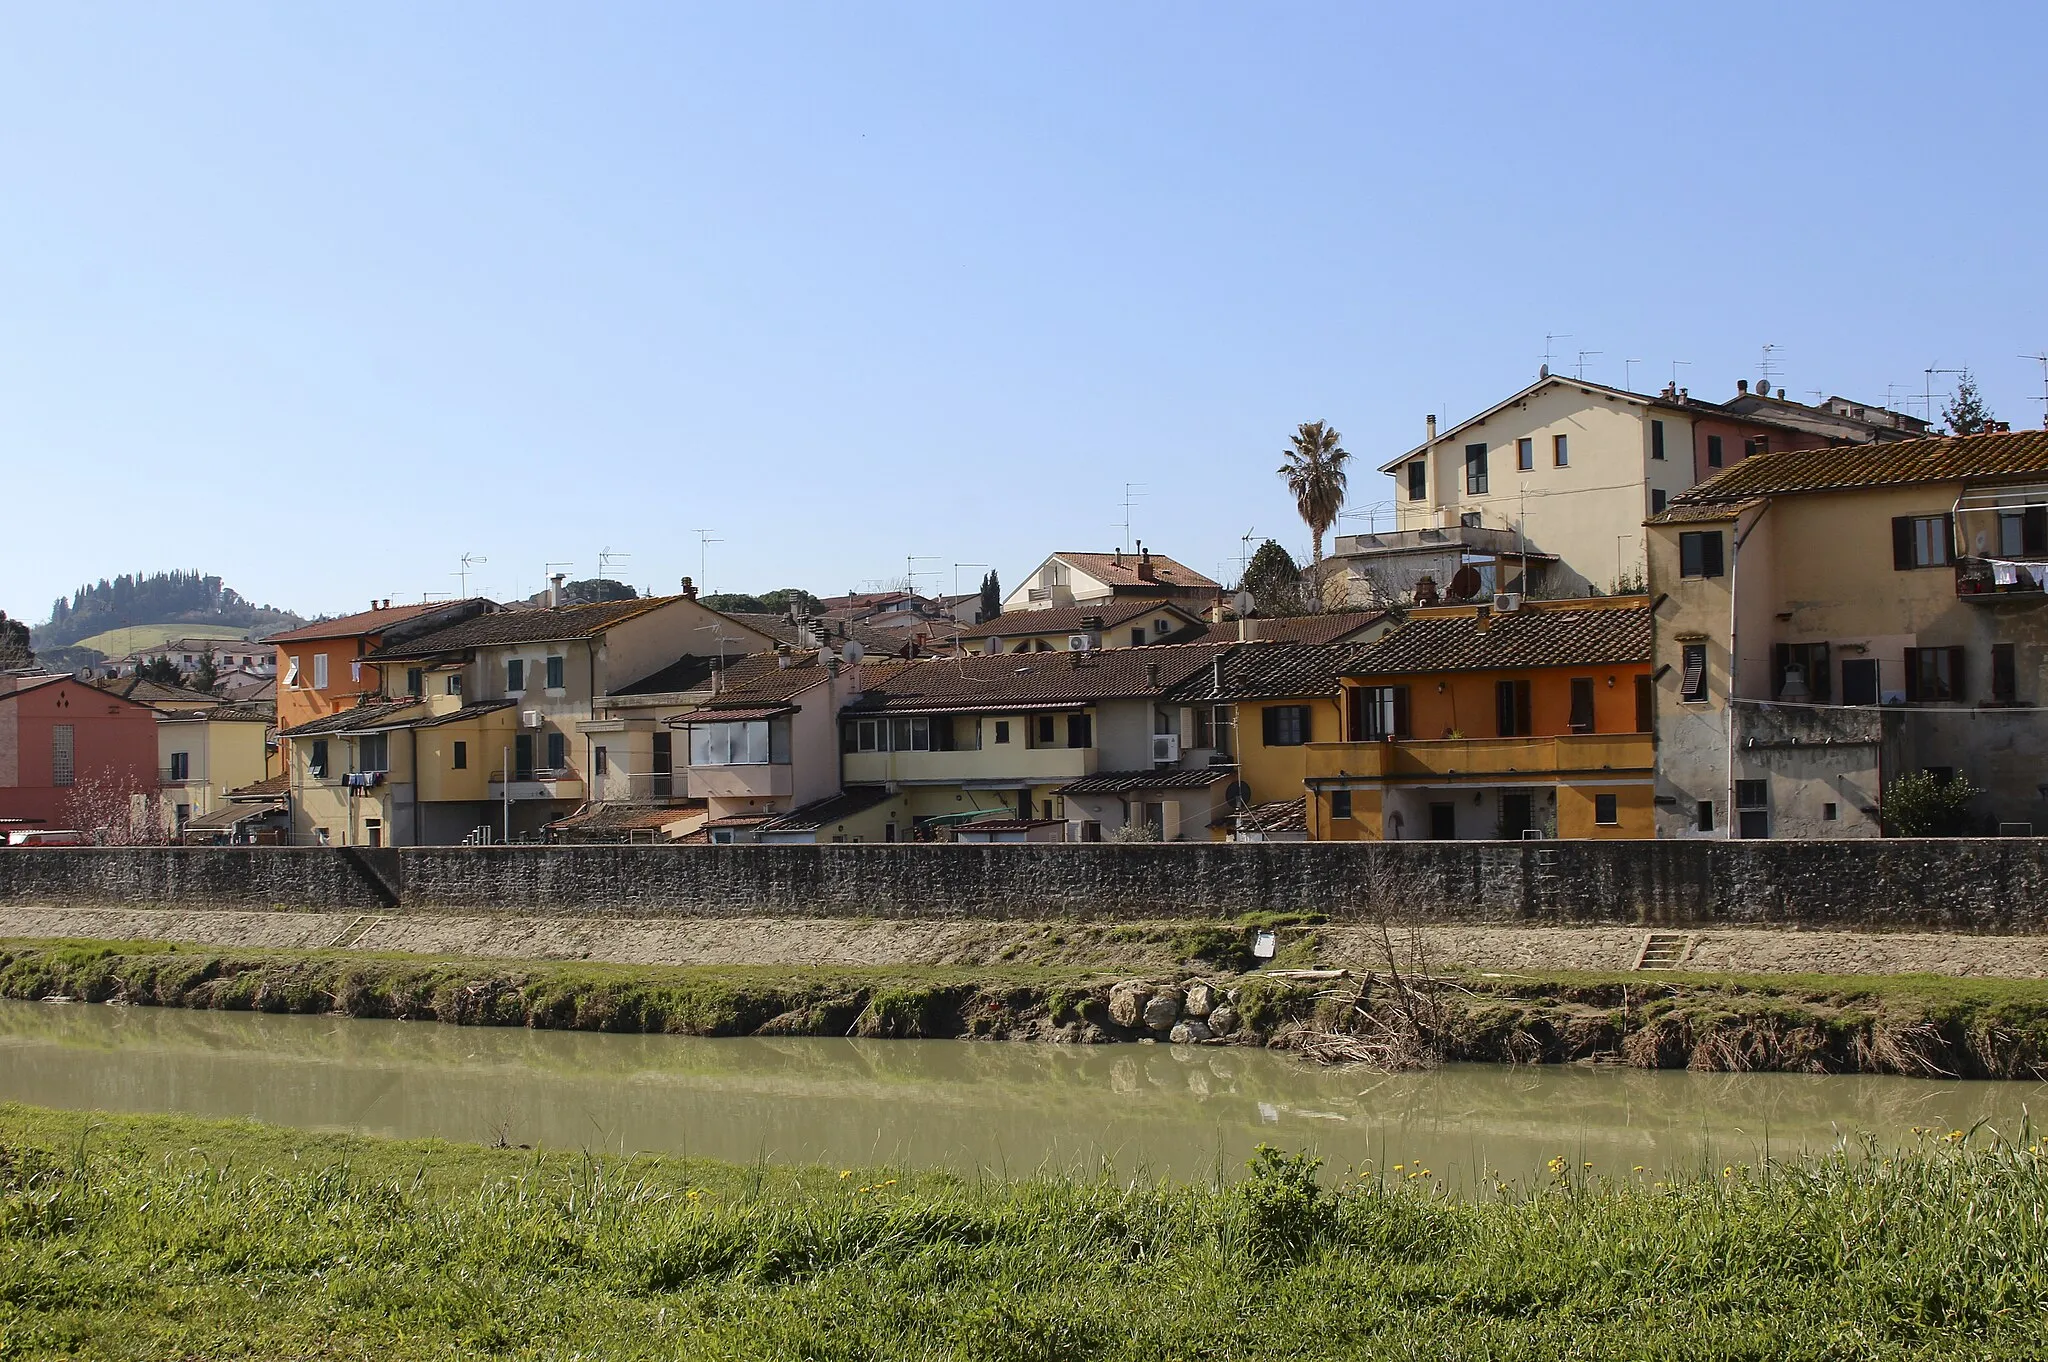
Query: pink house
0,675,160,833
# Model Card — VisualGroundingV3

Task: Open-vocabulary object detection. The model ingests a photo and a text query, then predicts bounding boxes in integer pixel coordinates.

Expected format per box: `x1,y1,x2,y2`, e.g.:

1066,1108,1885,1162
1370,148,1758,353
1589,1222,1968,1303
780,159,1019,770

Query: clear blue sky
6,2,2045,625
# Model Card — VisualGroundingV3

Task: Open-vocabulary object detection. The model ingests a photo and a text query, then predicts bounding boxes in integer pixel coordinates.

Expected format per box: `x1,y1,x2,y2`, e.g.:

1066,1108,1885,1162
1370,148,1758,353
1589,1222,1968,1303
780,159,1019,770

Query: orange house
1305,596,1654,840
271,599,496,733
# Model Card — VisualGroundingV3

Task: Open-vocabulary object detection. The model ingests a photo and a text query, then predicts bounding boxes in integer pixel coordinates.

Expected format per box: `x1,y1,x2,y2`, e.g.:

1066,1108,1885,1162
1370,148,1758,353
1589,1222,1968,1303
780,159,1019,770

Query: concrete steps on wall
1633,932,1695,970
328,915,390,950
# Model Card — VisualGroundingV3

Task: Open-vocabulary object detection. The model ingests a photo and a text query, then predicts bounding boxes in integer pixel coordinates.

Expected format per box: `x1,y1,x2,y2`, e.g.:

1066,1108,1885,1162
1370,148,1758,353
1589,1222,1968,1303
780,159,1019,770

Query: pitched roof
1231,799,1308,836
278,700,426,737
955,599,1196,642
265,602,444,644
1347,600,1651,677
412,699,518,728
0,675,155,710
1179,610,1388,647
688,612,912,657
90,676,222,707
1059,768,1232,795
226,773,289,799
1054,550,1219,593
181,801,286,832
1164,642,1351,703
369,596,683,658
610,653,743,697
1666,430,2048,506
207,701,276,723
844,642,1234,713
758,786,899,832
671,704,798,724
1644,498,1768,525
546,801,706,836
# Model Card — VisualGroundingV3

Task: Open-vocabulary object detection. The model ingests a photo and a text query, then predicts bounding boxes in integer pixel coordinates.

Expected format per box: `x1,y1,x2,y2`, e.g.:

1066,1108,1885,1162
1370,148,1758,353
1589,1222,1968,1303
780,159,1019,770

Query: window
1993,643,2017,703
1568,678,1595,733
1772,643,1832,702
312,653,329,689
1651,420,1665,461
1594,793,1618,825
169,751,190,781
1407,461,1427,501
593,746,608,777
1680,644,1709,702
1067,713,1093,748
1330,790,1353,820
453,741,467,770
1707,435,1724,468
507,659,525,692
1262,705,1311,746
1679,531,1725,579
545,655,565,690
310,739,329,777
1348,685,1410,740
1636,675,1654,731
1651,489,1667,515
316,828,331,846
1131,629,1146,647
1997,508,2048,557
406,667,424,697
1153,618,1172,636
1696,799,1715,833
51,725,74,787
1744,436,1770,458
994,720,1010,744
447,674,463,696
1735,779,1769,839
1891,515,1954,569
1904,646,1966,702
545,731,566,770
1823,802,1839,821
1465,443,1489,494
355,733,389,772
1516,437,1534,471
1494,679,1532,737
693,720,784,765
1842,658,1879,705
1036,714,1057,745
1552,434,1569,467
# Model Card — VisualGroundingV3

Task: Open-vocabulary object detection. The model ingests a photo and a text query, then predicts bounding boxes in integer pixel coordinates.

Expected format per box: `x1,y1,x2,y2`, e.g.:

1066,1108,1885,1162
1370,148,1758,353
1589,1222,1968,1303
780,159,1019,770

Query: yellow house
1647,429,2048,838
280,694,520,846
1156,642,1351,839
155,700,277,834
1305,597,1655,841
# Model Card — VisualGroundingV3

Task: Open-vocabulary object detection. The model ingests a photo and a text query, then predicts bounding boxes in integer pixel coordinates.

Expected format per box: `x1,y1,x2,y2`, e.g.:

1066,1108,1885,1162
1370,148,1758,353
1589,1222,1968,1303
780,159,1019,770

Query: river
0,1000,2038,1185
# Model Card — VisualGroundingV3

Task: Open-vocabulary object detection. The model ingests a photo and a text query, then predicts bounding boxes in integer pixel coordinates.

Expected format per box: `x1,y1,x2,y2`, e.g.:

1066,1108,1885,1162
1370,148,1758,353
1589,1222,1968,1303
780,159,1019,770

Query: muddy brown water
0,1000,2039,1186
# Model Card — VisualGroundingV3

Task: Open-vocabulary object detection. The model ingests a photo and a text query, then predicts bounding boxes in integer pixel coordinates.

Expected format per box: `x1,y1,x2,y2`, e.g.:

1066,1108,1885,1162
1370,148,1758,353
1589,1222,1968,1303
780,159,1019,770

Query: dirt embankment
5,904,2048,978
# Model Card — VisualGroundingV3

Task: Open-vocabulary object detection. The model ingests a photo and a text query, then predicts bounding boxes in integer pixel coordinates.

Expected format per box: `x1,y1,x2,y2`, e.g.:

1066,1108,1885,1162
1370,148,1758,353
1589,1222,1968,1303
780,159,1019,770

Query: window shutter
2026,508,2047,557
1903,648,1921,702
1703,532,1725,578
1262,706,1281,746
1297,706,1312,742
1680,648,1706,701
1772,643,1791,699
1947,646,1966,702
1892,517,1915,570
1811,643,1831,703
1942,515,1957,565
1393,686,1410,739
1495,681,1514,736
1345,687,1364,740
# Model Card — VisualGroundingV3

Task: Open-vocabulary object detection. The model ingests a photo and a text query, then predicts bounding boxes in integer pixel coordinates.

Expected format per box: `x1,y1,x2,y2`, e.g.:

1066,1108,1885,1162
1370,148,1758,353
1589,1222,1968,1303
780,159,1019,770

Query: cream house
154,700,275,835
1002,547,1220,613
1647,430,2048,839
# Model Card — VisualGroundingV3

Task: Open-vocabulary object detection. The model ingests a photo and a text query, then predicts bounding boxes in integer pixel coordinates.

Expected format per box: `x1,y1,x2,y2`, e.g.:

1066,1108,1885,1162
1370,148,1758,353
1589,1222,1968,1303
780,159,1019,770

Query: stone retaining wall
4,840,2048,931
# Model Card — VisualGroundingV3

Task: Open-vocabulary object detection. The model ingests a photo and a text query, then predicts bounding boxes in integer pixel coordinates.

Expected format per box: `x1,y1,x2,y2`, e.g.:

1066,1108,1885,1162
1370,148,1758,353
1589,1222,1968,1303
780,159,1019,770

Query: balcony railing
842,746,1096,785
1956,559,2046,602
682,763,792,799
587,771,682,803
487,768,585,801
158,767,197,785
1305,732,1653,782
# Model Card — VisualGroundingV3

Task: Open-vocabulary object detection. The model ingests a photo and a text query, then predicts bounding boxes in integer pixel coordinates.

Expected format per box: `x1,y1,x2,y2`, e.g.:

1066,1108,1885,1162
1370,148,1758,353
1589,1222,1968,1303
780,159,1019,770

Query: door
1635,675,1654,732
1498,792,1533,839
514,733,536,780
1017,789,1033,820
1568,678,1595,734
1428,802,1457,840
1842,659,1878,706
652,732,673,799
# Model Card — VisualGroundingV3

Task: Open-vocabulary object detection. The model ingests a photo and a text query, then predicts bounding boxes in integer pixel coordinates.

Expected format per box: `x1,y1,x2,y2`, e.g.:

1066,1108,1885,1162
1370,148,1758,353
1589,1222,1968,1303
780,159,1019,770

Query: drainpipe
1724,504,1771,838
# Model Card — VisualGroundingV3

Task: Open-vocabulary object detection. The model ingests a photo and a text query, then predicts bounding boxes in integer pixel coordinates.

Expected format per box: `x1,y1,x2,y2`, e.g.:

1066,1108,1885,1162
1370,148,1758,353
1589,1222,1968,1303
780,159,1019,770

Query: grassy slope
69,622,251,656
6,936,2048,1075
0,1103,2043,1359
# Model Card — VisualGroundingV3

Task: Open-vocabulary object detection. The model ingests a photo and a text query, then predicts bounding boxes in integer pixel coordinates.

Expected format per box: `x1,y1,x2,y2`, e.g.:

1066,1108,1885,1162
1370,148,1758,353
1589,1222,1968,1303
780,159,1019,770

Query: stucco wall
9,839,2048,930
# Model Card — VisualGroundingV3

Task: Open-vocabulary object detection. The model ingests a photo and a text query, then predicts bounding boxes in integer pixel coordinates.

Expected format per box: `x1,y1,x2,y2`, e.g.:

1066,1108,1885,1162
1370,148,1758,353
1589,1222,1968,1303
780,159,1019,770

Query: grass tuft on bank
0,1103,2045,1358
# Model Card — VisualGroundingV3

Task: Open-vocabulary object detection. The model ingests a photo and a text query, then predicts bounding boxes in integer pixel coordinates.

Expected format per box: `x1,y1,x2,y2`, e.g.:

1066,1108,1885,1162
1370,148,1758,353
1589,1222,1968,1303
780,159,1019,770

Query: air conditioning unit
521,709,543,728
1492,592,1522,613
1067,634,1096,652
1151,734,1180,764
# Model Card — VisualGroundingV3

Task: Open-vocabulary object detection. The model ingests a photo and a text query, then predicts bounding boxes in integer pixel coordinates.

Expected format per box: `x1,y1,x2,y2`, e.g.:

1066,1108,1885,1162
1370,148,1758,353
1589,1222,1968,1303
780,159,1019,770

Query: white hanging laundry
1993,561,2020,586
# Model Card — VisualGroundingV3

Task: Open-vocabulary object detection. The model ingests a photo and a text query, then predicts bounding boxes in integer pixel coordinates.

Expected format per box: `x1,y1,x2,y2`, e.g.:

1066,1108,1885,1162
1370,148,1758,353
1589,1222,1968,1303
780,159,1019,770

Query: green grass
69,622,250,658
1,1103,2044,1358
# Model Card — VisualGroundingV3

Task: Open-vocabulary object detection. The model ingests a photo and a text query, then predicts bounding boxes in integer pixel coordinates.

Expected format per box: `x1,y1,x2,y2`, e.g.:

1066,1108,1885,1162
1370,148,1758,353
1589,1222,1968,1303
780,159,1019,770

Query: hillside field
71,622,256,657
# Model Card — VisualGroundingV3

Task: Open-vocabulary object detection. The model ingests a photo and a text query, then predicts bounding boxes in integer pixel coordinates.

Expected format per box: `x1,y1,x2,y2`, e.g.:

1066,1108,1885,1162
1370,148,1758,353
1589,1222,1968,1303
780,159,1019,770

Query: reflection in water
0,1001,2039,1186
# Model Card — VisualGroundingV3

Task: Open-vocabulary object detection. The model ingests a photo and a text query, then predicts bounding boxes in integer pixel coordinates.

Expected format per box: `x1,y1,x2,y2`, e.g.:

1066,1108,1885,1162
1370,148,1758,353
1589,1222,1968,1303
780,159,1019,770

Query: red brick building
0,675,160,834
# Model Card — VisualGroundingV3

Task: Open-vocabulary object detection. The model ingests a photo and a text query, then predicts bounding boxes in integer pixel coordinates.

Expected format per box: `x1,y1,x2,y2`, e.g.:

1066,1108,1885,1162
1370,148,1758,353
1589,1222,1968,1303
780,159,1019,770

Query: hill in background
34,571,304,664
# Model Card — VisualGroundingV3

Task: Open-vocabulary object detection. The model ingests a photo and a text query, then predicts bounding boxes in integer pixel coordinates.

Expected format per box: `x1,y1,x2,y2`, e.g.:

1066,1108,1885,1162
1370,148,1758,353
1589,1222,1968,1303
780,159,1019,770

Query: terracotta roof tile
278,700,427,737
370,597,681,658
758,786,899,832
266,602,446,643
1059,768,1231,794
1052,550,1219,592
1178,611,1388,647
1348,600,1651,677
1164,642,1351,703
955,599,1191,642
1670,430,2048,505
845,642,1234,713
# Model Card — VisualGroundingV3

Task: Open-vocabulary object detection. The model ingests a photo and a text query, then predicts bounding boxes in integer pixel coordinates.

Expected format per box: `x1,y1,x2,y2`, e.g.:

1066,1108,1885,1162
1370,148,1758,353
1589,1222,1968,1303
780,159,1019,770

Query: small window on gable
1651,420,1665,461
1464,443,1488,495
1516,437,1533,471
1407,461,1427,501
1707,435,1724,468
1552,434,1569,467
1679,531,1725,579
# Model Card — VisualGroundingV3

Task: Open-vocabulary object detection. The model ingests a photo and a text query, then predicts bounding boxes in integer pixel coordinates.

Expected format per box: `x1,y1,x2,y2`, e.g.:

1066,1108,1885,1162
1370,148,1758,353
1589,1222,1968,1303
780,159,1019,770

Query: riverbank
1,1103,2043,1359
7,936,2048,1076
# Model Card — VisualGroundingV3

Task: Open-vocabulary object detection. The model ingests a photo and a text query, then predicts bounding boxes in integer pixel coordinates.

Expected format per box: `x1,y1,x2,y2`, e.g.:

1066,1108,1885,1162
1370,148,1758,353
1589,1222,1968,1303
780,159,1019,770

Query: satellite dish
984,636,1004,655
840,640,865,665
1225,780,1253,809
1232,590,1256,617
1448,564,1484,602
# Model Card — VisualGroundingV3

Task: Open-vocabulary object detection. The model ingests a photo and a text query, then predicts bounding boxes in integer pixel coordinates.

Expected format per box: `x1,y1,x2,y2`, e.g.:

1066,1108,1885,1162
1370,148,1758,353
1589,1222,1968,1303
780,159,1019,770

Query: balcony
488,768,585,802
683,763,793,799
159,766,198,786
1305,733,1654,783
842,746,1096,786
588,771,681,803
1955,560,2047,604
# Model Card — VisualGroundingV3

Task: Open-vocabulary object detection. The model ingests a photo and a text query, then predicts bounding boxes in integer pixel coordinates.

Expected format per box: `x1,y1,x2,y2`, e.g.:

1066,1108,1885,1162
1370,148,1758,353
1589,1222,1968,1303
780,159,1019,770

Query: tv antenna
1542,332,1572,374
1574,349,1602,380
455,552,487,597
690,530,722,593
1623,359,1643,391
1120,482,1147,550
1759,344,1784,390
952,562,990,600
1238,527,1258,585
597,546,630,581
905,555,942,596
2021,354,2048,425
1923,366,1962,424
1670,359,1691,387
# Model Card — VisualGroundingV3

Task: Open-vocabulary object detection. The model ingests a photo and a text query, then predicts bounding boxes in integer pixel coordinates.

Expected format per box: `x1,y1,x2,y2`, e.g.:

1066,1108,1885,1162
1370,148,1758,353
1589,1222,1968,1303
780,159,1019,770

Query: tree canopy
39,571,302,649
701,588,822,617
1277,421,1351,609
558,579,638,606
1237,540,1305,616
1941,370,1997,436
978,571,1002,623
0,611,32,668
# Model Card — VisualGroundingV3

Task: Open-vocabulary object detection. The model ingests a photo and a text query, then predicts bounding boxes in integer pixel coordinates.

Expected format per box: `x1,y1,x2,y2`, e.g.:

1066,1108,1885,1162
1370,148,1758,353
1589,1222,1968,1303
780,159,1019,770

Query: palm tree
1277,420,1350,610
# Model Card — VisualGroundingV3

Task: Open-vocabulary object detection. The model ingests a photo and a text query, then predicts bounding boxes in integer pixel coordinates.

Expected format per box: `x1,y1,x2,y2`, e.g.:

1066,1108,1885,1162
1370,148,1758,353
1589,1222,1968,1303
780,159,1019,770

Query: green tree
1941,370,1996,436
1237,540,1304,616
0,610,32,668
1880,769,1983,837
135,655,184,686
758,588,822,616
190,651,222,695
560,579,637,606
700,593,769,614
1277,421,1350,611
978,571,1002,624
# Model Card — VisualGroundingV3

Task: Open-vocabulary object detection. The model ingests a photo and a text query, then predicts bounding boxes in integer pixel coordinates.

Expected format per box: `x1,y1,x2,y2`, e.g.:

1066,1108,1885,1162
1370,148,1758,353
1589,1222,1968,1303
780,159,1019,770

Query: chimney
370,599,378,611
679,576,698,601
1474,603,1493,631
1145,661,1160,688
1737,379,1749,394
1136,544,1155,581
1426,414,1438,441
1113,547,1124,567
548,573,566,608
382,599,391,610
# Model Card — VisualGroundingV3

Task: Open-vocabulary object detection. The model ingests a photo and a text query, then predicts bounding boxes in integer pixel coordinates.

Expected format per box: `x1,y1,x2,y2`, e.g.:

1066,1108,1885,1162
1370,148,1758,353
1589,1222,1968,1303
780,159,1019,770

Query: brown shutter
1903,648,1921,702
1635,674,1653,731
1942,514,1957,566
1810,643,1831,703
2027,509,2048,557
1893,517,1915,570
1993,644,2017,703
1947,646,1966,702
1393,686,1410,738
1703,532,1725,578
